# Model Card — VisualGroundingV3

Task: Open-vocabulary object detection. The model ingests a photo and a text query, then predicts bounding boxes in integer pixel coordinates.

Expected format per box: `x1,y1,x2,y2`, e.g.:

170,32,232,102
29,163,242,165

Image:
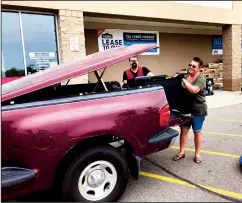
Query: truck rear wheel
62,146,129,202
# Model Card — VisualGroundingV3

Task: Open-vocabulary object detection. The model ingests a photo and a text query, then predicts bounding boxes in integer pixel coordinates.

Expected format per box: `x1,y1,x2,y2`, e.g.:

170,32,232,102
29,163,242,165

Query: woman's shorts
180,115,206,133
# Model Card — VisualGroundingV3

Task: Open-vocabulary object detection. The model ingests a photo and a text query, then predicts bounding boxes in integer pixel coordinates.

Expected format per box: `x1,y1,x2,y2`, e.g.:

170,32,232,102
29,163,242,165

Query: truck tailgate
169,110,191,127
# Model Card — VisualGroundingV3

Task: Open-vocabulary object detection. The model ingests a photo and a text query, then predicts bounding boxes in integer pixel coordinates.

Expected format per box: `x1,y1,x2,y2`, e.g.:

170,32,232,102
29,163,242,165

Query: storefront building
2,1,242,91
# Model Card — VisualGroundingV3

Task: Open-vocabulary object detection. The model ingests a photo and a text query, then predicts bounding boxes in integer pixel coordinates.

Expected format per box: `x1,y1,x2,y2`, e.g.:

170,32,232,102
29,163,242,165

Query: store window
2,11,59,80
2,12,25,78
21,13,59,74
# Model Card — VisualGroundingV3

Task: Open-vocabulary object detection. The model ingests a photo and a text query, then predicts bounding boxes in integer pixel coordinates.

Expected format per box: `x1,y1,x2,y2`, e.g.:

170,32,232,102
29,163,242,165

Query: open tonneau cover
2,44,158,102
134,74,192,126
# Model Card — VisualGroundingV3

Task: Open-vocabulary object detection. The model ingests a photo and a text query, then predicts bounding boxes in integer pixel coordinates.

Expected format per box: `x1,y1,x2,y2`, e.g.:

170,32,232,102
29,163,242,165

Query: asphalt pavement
119,103,242,202
15,103,242,202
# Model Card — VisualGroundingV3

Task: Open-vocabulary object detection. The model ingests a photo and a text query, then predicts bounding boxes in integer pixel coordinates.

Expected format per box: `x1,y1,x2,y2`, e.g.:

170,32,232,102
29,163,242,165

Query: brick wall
222,24,241,91
58,9,88,84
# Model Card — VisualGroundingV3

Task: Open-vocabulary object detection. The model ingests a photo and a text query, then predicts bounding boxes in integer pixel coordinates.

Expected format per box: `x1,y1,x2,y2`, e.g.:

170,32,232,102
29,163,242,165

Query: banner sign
212,35,223,55
97,29,159,55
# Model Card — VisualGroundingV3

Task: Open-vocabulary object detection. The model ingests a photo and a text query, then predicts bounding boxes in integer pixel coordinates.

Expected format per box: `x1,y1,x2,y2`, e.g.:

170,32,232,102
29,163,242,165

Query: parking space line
207,117,242,123
140,171,242,200
209,109,242,113
202,131,242,138
171,127,242,138
201,185,242,200
140,171,195,188
171,146,240,158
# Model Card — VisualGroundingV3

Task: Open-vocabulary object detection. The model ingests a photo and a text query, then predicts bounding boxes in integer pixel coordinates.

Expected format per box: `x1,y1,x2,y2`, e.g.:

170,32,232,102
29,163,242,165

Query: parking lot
16,103,242,202
120,103,242,202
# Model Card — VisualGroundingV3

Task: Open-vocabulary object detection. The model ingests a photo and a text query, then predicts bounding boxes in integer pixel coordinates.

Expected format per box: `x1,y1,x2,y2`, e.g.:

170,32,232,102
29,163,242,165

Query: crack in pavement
144,157,242,202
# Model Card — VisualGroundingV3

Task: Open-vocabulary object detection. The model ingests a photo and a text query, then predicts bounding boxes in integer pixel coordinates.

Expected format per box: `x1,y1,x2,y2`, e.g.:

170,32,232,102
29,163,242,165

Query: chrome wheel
78,160,117,201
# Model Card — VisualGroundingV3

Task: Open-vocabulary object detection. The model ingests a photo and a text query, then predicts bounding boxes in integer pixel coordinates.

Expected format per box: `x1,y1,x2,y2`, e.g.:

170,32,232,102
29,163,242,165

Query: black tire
62,146,129,202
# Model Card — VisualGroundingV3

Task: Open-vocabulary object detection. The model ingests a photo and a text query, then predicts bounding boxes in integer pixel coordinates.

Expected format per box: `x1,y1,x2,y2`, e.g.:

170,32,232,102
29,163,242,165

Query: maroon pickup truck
1,44,190,202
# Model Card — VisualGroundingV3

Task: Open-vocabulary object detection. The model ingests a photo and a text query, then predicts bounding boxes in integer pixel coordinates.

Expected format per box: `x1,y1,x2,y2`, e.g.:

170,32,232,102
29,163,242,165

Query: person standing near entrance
173,57,207,164
122,56,154,88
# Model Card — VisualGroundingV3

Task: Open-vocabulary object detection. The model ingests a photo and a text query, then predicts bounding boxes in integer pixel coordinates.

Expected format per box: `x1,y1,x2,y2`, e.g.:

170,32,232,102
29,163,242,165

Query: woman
173,57,207,164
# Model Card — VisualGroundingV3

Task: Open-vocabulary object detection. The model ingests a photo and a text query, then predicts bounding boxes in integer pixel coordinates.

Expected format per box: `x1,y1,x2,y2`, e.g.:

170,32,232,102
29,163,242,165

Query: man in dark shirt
122,56,153,88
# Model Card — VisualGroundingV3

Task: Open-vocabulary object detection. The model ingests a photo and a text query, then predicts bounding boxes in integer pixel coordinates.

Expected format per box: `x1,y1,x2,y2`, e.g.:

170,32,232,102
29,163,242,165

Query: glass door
2,11,59,83
2,11,26,83
21,12,59,74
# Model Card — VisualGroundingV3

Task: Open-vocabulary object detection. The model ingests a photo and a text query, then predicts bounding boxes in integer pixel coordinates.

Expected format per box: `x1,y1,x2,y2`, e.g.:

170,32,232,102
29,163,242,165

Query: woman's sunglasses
188,64,197,68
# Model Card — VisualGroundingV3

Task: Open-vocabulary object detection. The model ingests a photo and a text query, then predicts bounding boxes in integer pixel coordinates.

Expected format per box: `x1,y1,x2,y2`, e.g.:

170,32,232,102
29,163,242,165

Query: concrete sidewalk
206,90,242,109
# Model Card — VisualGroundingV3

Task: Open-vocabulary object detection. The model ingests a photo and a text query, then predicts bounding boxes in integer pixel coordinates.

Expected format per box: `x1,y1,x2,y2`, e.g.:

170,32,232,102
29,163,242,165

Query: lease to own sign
97,29,160,55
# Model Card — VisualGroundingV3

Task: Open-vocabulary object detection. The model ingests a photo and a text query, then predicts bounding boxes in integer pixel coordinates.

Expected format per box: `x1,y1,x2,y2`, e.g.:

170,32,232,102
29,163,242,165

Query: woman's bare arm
182,78,200,94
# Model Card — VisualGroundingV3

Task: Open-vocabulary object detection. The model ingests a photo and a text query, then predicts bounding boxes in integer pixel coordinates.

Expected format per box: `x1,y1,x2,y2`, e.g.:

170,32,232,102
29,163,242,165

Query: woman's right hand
175,73,185,80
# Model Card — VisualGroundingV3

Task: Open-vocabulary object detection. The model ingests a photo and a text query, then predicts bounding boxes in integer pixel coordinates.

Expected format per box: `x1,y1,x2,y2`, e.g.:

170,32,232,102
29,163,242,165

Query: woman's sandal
194,156,202,164
173,154,185,161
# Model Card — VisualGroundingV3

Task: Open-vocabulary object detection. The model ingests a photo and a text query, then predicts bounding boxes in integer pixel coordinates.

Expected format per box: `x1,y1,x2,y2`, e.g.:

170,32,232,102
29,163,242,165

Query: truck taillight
160,104,170,126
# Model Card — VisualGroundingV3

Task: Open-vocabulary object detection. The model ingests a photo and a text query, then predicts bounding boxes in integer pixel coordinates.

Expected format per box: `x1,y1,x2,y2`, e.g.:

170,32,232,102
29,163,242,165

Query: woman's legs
194,131,202,159
179,128,190,155
192,115,206,163
173,115,206,162
173,121,191,161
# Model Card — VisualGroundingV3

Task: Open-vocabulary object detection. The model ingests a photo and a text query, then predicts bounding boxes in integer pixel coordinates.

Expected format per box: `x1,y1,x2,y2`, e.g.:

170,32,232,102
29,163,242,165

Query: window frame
2,9,61,77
